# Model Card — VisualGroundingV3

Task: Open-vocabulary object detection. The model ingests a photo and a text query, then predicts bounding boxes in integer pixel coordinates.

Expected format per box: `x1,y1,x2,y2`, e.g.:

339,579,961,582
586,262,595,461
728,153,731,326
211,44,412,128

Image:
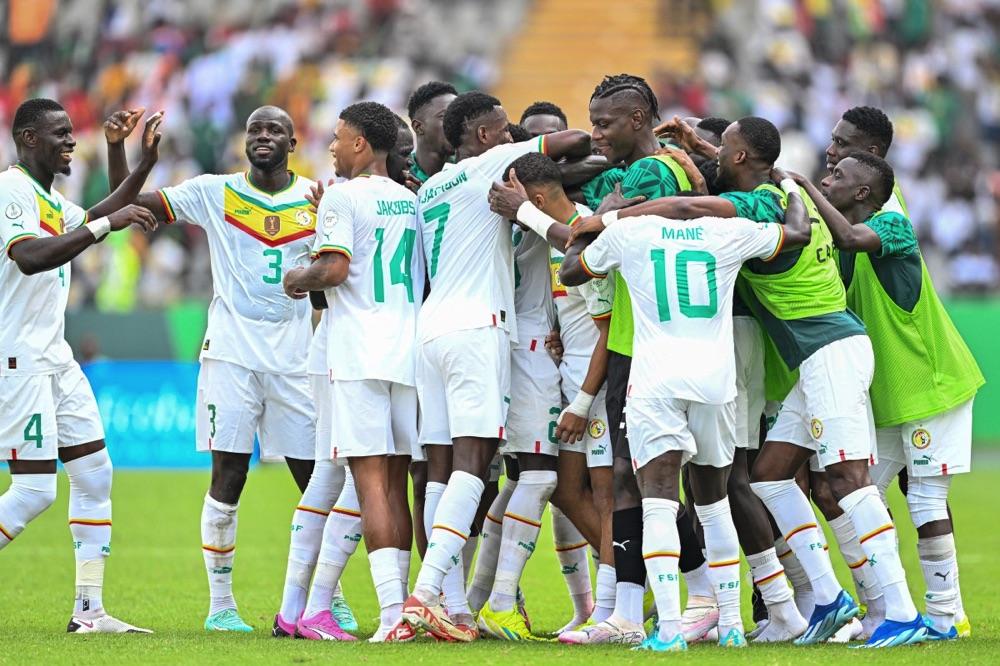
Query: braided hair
590,74,659,122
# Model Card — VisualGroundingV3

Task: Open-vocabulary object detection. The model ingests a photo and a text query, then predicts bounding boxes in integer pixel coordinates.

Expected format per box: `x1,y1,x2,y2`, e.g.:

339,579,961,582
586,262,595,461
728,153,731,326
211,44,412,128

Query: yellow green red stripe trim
296,505,330,517
202,544,235,554
332,507,361,518
848,556,869,569
643,551,680,559
0,522,13,541
580,252,607,278
5,232,38,257
754,569,785,586
158,190,177,223
433,524,469,541
503,512,542,528
709,558,740,568
761,224,785,262
485,513,503,525
554,541,589,553
784,522,817,541
315,245,352,258
859,524,894,544
68,518,112,527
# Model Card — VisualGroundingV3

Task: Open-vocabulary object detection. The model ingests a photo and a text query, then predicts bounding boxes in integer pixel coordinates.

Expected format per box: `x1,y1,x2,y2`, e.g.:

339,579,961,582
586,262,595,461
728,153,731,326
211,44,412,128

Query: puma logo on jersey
613,539,631,551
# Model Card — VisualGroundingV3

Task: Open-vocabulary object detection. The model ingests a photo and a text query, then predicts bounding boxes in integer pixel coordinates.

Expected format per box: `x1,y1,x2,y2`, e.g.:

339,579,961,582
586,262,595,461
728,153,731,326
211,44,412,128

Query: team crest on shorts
911,428,932,449
810,418,824,440
588,418,607,439
264,214,281,236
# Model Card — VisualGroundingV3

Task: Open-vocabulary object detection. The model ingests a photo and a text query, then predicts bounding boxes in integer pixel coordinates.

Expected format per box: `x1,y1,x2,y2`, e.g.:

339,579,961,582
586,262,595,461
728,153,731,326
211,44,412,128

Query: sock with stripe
751,479,842,606
593,563,616,623
421,480,470,617
828,512,883,607
775,536,814,617
279,459,346,621
918,533,959,632
467,479,515,612
695,498,742,633
552,505,594,624
488,469,557,612
839,485,917,622
201,493,239,615
415,471,484,601
369,547,404,630
303,475,362,618
64,449,114,617
641,498,682,640
0,473,56,549
746,547,803,625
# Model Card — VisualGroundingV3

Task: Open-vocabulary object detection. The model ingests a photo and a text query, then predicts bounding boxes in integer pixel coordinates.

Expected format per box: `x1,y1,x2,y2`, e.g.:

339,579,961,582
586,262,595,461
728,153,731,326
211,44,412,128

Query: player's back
316,175,423,385
596,215,783,403
415,138,545,345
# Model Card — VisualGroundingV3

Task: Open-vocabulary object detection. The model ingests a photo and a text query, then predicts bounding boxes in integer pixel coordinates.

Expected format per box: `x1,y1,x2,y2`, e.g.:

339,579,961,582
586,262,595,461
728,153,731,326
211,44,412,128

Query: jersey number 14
373,227,416,303
650,249,718,321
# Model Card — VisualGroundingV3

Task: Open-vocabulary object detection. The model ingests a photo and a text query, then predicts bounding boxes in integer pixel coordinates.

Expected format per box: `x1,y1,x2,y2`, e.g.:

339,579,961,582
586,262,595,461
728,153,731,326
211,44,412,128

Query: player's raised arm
542,129,593,161
102,109,171,221
791,168,882,253
104,108,145,190
89,110,164,220
567,194,738,244
773,168,811,251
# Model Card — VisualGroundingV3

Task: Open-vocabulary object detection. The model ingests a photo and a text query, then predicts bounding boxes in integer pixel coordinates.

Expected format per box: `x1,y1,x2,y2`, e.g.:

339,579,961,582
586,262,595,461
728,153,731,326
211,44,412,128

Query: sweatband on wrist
84,217,111,241
516,201,556,239
780,179,801,196
601,209,619,228
565,390,596,419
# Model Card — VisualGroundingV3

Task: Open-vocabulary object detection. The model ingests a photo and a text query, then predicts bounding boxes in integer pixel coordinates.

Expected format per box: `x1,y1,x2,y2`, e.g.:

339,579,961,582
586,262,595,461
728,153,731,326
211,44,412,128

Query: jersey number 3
650,249,718,321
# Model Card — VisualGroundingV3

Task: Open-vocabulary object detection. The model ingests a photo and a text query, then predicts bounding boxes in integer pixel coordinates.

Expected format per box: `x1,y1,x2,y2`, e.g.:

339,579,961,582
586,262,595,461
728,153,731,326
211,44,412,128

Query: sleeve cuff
158,190,177,223
538,134,547,155
580,252,608,278
314,245,352,259
590,311,612,321
761,224,786,262
5,232,39,257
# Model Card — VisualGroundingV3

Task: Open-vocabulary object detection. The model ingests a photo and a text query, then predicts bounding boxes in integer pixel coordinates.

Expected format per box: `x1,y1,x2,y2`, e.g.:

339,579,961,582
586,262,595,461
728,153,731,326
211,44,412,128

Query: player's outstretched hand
108,204,158,233
653,115,698,150
566,215,606,248
487,168,530,220
403,169,424,194
306,179,333,213
139,111,165,168
282,267,308,299
594,182,645,215
556,410,587,443
544,328,563,362
104,108,146,145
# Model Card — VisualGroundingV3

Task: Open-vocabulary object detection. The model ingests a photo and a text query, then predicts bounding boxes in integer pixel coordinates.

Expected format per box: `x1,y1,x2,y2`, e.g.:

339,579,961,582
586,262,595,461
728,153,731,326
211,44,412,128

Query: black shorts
606,350,633,461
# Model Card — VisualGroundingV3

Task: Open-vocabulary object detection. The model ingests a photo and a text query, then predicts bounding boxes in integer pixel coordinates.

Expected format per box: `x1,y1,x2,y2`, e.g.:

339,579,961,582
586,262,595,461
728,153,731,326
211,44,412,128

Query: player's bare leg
409,461,428,557
285,456,314,494
202,451,252,632
550,450,601,546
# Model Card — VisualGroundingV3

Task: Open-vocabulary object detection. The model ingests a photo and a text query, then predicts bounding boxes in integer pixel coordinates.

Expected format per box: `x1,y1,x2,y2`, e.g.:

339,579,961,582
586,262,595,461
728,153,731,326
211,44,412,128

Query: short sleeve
62,199,88,232
731,219,785,262
580,225,625,278
583,274,614,319
719,190,785,224
473,137,545,182
619,157,680,201
158,174,220,227
865,212,918,258
0,180,40,256
312,186,354,259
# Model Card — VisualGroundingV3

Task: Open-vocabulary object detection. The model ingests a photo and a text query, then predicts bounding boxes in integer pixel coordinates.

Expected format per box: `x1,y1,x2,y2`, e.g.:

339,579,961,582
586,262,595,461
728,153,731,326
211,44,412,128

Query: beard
246,147,285,172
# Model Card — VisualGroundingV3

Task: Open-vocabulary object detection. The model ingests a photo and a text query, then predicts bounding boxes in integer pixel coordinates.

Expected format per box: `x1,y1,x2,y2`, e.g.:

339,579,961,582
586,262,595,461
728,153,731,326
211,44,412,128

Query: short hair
393,112,410,130
443,91,502,150
735,116,781,165
507,123,532,143
505,152,561,187
847,151,895,208
12,98,64,139
590,73,659,121
520,101,567,126
406,81,458,120
697,116,731,140
698,159,723,196
339,101,398,153
842,106,894,154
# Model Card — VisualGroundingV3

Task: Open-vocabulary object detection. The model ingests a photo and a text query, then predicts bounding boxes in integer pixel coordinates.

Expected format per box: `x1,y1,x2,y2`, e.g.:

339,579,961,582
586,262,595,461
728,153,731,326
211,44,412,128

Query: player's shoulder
574,202,594,217
170,172,235,193
0,167,37,198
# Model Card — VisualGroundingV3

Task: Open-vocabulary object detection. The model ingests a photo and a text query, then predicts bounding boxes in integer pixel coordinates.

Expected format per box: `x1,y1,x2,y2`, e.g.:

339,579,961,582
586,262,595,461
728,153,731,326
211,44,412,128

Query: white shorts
767,335,876,470
734,316,765,450
330,379,418,464
0,363,104,461
196,358,315,460
871,399,973,482
416,327,511,445
311,374,333,461
626,397,737,470
558,355,612,468
504,339,562,457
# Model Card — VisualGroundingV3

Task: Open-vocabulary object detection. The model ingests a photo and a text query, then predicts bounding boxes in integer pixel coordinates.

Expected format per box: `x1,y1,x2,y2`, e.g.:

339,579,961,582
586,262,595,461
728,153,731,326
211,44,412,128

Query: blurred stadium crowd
1,0,998,312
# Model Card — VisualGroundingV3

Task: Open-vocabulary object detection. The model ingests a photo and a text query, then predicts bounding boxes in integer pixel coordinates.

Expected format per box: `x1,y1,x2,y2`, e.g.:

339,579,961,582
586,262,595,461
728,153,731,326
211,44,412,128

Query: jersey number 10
650,249,718,321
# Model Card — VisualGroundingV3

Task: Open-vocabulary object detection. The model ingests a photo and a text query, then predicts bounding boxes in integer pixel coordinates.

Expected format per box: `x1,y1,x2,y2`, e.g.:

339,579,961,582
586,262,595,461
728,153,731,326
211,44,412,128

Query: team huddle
0,71,983,651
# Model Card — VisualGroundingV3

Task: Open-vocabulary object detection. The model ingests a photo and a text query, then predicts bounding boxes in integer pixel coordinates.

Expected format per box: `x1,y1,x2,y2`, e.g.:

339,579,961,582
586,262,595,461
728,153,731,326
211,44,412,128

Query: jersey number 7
422,202,450,278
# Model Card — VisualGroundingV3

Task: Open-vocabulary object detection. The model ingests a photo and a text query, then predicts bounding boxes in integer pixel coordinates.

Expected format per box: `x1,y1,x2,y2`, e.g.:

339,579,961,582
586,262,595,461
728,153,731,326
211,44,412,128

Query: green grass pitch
1,457,998,664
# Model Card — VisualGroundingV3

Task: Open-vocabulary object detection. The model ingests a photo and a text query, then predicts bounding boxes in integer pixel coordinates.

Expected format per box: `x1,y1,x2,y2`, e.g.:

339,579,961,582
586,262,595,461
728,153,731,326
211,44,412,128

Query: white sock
918,533,958,631
552,505,594,620
747,547,804,627
828,512,882,606
592,563,616,623
838,485,916,622
0,473,57,549
683,561,714,601
776,536,813,616
695,498,741,632
467,479,515,612
488,469,557,612
422,480,471,617
641,497,682,639
304,477,362,617
462,533,478,583
751,479,841,605
201,494,239,615
64,450,113,616
398,548,411,598
280,459,345,621
369,547,404,628
415,471,484,599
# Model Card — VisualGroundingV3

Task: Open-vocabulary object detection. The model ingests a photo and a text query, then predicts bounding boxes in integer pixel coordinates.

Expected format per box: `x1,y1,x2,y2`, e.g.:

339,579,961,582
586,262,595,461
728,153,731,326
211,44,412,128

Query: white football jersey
415,136,545,344
159,172,316,375
314,175,423,385
0,165,87,376
581,215,783,403
306,311,328,377
513,226,555,342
